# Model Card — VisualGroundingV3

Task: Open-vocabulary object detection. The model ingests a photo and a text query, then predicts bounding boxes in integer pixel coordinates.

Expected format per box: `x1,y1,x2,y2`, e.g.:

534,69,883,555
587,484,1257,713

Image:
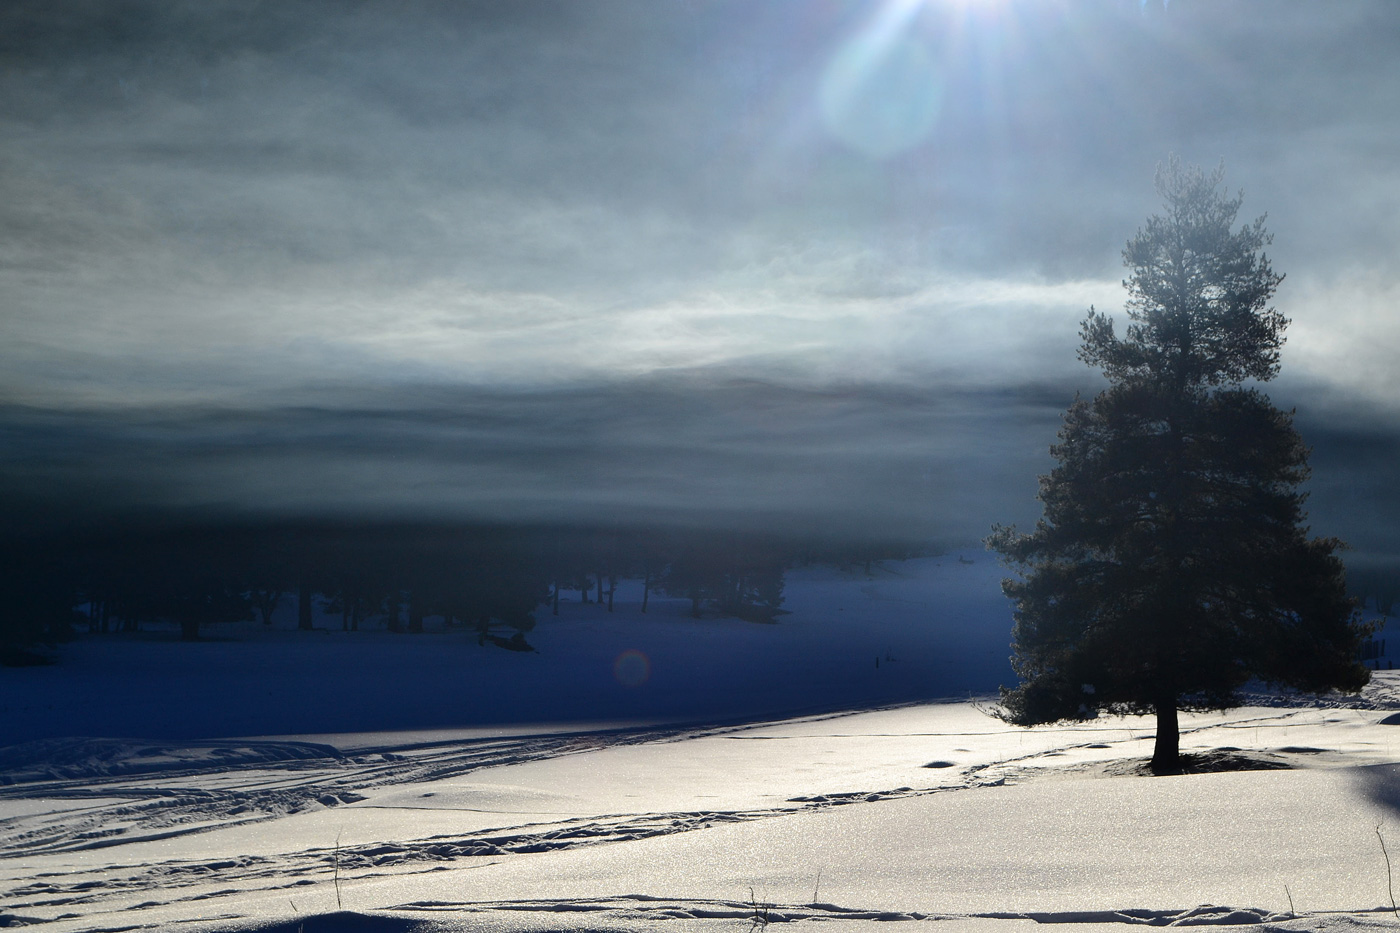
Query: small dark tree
659,533,787,622
988,158,1371,775
297,580,316,631
0,540,80,659
250,587,283,627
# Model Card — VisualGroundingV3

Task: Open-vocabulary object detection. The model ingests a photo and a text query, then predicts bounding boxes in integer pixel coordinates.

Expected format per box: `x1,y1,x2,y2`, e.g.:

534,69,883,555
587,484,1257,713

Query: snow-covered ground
3,552,1399,932
0,553,1016,743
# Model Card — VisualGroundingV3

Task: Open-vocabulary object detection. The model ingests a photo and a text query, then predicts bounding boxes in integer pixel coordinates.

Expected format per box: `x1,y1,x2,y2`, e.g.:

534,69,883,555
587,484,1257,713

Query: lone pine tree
988,158,1370,775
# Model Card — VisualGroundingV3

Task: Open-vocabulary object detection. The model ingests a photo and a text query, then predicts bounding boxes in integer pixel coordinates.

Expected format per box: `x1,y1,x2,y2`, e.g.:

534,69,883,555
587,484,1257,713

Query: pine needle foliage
988,158,1370,774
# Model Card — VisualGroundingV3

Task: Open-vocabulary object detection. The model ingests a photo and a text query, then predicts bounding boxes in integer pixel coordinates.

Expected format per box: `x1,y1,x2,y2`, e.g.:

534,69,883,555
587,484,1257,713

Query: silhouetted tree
249,587,282,626
633,530,671,614
233,529,294,627
659,533,787,621
97,530,256,641
0,540,79,661
294,580,314,631
989,158,1371,774
1351,564,1400,617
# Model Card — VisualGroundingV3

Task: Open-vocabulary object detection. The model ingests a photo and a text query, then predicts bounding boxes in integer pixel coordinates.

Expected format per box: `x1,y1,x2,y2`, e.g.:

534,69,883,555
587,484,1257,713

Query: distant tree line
0,519,921,661
1349,565,1400,618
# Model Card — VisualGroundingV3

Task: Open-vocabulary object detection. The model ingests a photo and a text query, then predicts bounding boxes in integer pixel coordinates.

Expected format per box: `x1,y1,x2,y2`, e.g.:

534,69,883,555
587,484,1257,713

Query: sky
2,0,1399,554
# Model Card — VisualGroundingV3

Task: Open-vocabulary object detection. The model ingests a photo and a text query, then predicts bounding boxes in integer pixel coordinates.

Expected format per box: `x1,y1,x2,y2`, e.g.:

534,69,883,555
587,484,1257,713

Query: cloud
1,0,1397,554
1283,270,1400,410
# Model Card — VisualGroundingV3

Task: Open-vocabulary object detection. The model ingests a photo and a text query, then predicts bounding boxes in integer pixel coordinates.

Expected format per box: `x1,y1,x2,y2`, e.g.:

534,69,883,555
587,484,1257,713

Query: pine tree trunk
1151,698,1181,775
298,582,313,631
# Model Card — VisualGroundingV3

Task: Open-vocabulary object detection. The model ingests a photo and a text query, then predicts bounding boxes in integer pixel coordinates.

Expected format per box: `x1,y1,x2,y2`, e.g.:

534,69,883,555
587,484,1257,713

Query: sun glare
817,0,947,158
817,0,1015,159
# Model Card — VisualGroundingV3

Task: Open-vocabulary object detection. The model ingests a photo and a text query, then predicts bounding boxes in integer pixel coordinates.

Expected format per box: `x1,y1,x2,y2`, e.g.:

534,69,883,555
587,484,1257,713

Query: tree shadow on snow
1352,762,1400,817
1102,748,1295,777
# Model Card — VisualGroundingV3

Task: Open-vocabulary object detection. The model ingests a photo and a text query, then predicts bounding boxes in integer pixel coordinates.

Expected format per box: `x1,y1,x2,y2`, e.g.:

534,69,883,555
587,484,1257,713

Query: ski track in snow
4,713,954,915
4,553,1396,933
381,895,1398,928
9,683,1400,930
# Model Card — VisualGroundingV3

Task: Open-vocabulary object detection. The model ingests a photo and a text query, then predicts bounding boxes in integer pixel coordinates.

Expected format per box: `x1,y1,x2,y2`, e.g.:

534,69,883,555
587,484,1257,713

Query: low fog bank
3,374,1395,556
0,376,1070,545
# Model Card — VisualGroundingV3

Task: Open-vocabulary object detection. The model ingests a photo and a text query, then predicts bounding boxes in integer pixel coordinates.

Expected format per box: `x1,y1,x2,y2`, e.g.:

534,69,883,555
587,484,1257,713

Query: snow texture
2,553,1397,932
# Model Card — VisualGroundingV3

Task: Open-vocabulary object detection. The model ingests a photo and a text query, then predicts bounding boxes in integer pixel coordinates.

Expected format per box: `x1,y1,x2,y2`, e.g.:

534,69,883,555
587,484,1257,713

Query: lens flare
612,649,651,687
819,18,943,158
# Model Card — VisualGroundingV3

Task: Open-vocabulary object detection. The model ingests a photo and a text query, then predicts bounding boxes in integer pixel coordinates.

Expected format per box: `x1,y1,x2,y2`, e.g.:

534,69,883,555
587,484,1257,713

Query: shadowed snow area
0,555,1013,744
3,555,1399,932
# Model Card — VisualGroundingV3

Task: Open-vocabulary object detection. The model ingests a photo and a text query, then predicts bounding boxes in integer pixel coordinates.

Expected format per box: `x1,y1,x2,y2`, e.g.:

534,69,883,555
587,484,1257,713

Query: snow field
2,553,1398,931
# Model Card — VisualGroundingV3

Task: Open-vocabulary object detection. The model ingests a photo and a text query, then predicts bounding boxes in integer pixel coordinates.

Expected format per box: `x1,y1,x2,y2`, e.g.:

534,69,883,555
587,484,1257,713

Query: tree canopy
988,158,1370,775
